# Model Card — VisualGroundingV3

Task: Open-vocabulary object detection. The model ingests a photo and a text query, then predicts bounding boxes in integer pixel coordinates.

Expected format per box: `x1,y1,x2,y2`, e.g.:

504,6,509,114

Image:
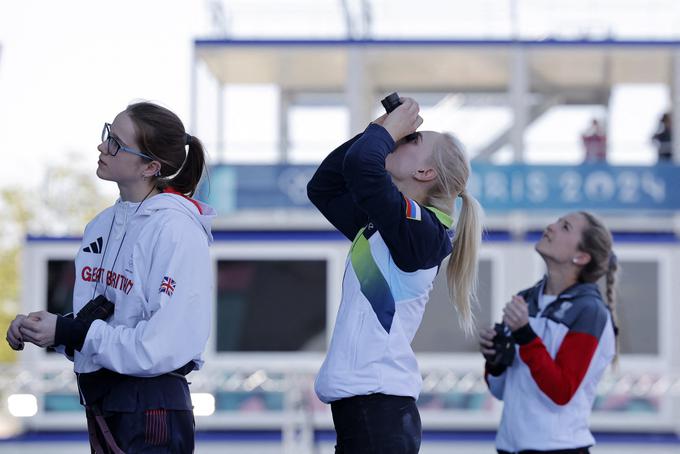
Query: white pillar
346,46,373,136
510,46,529,162
189,48,198,135
278,89,291,162
216,81,225,160
671,50,680,163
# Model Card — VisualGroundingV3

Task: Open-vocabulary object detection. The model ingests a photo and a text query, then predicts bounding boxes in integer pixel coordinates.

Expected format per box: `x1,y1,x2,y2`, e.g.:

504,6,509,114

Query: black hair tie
185,133,192,146
608,252,618,269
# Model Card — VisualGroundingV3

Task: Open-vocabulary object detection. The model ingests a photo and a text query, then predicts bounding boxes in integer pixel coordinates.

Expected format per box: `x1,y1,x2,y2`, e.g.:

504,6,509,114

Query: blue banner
469,163,678,212
197,163,680,215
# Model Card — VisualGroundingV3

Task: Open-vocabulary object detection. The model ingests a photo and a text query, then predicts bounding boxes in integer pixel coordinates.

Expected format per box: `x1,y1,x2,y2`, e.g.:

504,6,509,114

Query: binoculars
380,92,418,142
78,294,114,325
485,323,516,368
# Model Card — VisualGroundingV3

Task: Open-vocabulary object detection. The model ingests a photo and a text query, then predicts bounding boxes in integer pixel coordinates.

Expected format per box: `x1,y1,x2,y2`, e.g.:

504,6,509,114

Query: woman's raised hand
381,97,423,142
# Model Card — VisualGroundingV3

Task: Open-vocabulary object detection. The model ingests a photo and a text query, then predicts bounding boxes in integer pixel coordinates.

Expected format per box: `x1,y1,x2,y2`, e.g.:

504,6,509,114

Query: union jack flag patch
159,276,176,296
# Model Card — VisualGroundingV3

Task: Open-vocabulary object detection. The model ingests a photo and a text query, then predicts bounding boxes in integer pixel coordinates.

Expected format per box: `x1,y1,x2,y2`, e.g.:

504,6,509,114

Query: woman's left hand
502,295,529,332
19,311,57,348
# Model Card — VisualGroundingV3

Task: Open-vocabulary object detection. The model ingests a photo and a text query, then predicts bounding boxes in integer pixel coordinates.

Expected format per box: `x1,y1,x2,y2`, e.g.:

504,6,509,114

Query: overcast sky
0,0,207,193
0,0,673,197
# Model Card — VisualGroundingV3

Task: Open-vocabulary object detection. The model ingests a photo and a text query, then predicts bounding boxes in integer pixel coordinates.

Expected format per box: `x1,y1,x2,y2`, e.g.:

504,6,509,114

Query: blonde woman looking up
307,96,482,454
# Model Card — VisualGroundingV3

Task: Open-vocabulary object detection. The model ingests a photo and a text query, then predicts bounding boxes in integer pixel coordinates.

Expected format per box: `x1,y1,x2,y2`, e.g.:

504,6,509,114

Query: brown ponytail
168,134,207,197
605,253,620,364
578,211,620,363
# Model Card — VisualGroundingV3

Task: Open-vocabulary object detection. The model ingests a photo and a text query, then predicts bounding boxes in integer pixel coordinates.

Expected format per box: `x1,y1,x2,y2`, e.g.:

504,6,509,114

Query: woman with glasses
6,101,214,453
308,96,482,453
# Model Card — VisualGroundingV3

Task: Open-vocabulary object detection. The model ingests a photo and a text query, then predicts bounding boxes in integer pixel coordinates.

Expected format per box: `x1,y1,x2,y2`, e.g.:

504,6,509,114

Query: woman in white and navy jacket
7,102,214,453
308,97,483,453
480,211,619,454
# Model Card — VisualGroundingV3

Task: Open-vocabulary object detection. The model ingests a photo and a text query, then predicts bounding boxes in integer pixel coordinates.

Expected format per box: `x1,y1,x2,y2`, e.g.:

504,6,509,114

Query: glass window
215,260,327,352
413,259,493,353
47,260,76,315
613,260,659,355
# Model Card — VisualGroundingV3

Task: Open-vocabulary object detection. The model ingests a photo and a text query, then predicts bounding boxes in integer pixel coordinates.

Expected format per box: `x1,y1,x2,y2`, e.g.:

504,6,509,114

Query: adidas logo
83,237,104,254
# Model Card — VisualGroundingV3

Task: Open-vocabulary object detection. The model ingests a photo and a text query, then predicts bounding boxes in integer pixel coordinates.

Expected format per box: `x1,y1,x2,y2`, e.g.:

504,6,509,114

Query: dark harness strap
86,405,125,454
86,407,105,453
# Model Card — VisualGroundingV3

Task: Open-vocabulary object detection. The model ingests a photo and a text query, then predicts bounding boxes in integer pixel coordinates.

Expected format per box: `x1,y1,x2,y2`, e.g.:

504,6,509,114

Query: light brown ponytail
578,211,619,364
605,253,620,364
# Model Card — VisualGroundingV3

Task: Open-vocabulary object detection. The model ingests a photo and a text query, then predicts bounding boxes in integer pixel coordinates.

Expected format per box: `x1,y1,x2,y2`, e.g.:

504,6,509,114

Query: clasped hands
502,295,529,332
5,311,57,351
478,295,529,355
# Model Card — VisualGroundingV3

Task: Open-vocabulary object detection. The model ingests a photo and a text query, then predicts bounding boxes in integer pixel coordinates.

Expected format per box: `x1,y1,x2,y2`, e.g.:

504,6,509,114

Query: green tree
0,156,111,362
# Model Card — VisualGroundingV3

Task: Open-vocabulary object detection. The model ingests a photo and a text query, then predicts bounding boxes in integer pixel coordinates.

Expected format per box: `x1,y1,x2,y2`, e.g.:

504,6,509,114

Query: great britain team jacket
54,191,215,404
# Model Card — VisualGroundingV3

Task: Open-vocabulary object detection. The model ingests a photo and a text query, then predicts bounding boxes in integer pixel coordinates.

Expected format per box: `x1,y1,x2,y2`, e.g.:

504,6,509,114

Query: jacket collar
520,276,602,316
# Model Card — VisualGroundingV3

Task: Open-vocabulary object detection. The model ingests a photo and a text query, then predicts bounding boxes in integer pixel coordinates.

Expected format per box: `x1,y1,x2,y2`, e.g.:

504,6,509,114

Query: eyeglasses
101,123,153,160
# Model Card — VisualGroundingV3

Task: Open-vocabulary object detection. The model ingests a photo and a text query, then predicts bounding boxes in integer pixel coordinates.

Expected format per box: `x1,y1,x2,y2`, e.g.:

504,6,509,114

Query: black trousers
498,448,590,454
88,406,195,453
330,393,421,454
85,373,195,453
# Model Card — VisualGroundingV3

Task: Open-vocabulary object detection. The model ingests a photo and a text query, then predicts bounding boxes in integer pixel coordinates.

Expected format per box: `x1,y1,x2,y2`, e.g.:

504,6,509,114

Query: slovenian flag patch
403,195,422,221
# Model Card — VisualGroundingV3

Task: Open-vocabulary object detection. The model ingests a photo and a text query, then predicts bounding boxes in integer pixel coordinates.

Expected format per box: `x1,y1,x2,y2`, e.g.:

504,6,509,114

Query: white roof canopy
195,39,678,92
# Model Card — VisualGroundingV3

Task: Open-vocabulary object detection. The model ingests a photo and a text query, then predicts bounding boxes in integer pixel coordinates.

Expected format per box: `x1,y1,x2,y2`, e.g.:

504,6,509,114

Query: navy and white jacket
486,278,616,452
308,124,454,403
55,191,215,384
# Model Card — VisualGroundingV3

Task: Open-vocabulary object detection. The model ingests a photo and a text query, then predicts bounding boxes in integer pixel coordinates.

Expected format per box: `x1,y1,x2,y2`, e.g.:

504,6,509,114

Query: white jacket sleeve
79,219,212,376
486,371,507,400
51,343,74,362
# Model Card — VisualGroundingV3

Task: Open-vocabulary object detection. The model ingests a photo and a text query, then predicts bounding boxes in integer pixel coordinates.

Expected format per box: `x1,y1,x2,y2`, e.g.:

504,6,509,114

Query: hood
122,192,216,244
520,276,602,305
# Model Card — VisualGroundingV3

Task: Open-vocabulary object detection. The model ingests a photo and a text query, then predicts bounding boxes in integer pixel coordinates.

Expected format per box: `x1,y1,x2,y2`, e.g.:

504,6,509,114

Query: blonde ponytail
426,133,483,336
446,192,482,336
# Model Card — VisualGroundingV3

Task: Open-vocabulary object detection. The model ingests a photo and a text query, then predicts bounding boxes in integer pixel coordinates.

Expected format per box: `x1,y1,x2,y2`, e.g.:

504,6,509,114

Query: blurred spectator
652,112,672,163
581,118,607,163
